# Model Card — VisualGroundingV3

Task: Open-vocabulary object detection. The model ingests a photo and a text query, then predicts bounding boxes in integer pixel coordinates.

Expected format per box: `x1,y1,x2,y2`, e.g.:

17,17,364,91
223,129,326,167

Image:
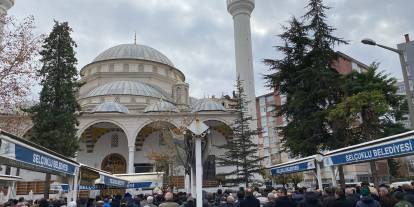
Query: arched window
176,87,182,103
111,134,119,148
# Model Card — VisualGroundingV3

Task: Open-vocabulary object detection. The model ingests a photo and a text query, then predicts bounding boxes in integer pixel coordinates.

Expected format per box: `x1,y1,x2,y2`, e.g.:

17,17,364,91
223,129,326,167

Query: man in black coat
274,188,296,207
239,189,260,207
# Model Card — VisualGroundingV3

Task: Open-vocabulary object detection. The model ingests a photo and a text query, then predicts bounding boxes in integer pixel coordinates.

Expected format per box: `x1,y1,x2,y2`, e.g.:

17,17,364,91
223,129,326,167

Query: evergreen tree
217,77,264,186
28,21,80,198
327,63,406,186
265,0,347,157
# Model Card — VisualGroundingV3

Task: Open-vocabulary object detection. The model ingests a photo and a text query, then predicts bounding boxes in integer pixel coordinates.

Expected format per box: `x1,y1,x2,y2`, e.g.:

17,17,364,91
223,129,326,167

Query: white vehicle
390,181,412,189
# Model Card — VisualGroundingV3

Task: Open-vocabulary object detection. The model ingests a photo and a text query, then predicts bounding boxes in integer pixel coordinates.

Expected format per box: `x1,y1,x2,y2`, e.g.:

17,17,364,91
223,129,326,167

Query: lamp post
361,38,414,129
187,119,209,207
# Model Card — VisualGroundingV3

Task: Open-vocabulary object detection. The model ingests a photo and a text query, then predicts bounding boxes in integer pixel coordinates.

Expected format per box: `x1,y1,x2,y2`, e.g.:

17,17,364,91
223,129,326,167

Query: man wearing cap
356,187,381,207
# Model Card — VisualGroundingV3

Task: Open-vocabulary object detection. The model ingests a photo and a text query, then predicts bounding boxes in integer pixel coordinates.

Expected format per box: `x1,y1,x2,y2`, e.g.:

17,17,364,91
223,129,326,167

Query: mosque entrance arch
78,121,129,172
101,153,127,174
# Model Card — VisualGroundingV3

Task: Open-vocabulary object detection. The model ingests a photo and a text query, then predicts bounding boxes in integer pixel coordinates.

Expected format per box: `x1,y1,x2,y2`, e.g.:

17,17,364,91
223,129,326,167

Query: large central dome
92,44,174,67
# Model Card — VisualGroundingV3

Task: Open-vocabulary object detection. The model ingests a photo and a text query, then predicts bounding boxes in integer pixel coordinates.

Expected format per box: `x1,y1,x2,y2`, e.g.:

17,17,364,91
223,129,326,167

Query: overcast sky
9,0,414,98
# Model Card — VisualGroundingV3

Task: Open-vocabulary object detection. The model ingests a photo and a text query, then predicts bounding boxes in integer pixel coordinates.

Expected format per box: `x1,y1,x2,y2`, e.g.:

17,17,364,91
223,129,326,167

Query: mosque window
114,97,120,103
111,134,119,148
134,163,153,173
138,64,144,72
5,166,11,175
109,64,114,72
176,87,182,103
123,64,129,72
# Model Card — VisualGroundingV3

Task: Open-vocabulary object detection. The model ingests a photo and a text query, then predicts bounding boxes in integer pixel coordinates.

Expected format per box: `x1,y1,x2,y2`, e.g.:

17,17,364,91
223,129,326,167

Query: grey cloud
8,0,414,99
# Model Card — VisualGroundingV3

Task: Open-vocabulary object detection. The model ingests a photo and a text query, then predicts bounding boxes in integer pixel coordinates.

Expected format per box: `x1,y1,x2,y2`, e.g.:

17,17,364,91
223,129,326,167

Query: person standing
274,188,295,207
355,187,381,207
239,189,260,207
378,187,397,207
159,192,179,207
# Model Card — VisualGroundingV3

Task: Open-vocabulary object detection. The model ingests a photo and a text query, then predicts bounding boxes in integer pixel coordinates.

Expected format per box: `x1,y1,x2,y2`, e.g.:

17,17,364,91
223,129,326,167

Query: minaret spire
227,0,257,128
134,32,137,44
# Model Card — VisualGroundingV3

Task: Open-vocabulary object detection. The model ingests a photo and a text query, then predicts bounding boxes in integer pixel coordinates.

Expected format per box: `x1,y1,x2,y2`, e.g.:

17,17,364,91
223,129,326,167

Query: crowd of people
3,182,414,207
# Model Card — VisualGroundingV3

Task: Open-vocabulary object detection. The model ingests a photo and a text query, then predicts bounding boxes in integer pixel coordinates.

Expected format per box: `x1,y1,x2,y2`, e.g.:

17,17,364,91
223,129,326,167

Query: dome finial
134,31,137,44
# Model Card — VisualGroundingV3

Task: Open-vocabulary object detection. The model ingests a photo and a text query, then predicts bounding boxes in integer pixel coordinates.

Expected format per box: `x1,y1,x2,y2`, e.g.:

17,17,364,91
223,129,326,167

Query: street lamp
361,38,414,129
187,119,209,207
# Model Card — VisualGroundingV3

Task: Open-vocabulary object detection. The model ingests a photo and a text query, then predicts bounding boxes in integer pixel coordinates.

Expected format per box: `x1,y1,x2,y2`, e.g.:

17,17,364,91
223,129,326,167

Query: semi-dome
83,81,167,99
144,100,179,113
92,44,174,67
91,102,129,114
191,99,226,113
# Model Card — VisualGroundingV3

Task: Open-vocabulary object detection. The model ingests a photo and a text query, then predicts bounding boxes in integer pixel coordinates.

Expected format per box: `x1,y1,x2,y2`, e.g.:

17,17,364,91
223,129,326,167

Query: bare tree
0,15,42,113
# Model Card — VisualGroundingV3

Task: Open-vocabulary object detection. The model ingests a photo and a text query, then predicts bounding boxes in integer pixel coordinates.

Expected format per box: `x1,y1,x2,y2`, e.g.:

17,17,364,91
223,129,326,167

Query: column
316,161,323,190
191,167,196,196
184,173,190,194
195,137,203,207
227,0,257,128
128,145,135,174
331,166,336,187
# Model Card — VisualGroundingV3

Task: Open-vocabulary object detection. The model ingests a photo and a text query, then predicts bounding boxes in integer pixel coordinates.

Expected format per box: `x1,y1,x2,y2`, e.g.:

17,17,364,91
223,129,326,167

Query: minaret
0,0,14,36
227,0,257,127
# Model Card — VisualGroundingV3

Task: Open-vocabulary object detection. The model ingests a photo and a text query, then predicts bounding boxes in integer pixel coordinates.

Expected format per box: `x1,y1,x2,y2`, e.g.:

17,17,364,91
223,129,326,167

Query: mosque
0,0,259,193
74,42,235,183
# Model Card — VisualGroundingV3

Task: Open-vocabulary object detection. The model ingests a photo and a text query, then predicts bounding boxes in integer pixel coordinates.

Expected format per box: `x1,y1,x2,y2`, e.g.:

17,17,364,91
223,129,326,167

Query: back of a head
324,187,334,196
267,192,275,201
279,188,287,196
360,186,371,197
165,192,174,201
369,186,378,197
379,187,388,195
147,196,154,204
95,201,104,207
217,189,222,195
335,187,345,198
237,190,245,199
245,190,254,198
345,187,354,196
226,195,235,204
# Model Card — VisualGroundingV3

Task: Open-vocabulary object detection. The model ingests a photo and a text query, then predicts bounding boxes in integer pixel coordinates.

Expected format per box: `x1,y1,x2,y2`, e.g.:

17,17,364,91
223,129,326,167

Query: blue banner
324,139,414,166
79,185,97,190
14,144,77,175
128,182,156,189
270,160,315,175
101,175,128,188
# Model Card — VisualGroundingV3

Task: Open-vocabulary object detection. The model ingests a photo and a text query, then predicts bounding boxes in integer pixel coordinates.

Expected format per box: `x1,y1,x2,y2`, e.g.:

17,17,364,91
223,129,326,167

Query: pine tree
327,63,407,186
217,77,264,186
28,21,80,198
265,0,347,157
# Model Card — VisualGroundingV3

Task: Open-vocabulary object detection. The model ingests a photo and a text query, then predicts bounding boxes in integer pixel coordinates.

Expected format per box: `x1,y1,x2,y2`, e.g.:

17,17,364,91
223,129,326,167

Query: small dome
191,99,226,112
92,44,174,67
83,81,167,99
91,102,129,114
144,100,179,113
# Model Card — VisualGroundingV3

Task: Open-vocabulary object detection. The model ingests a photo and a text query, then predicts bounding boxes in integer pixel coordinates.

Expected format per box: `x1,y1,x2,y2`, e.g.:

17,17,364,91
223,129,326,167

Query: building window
203,155,216,180
134,163,153,173
123,64,129,72
5,166,11,175
111,134,119,148
138,64,144,72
